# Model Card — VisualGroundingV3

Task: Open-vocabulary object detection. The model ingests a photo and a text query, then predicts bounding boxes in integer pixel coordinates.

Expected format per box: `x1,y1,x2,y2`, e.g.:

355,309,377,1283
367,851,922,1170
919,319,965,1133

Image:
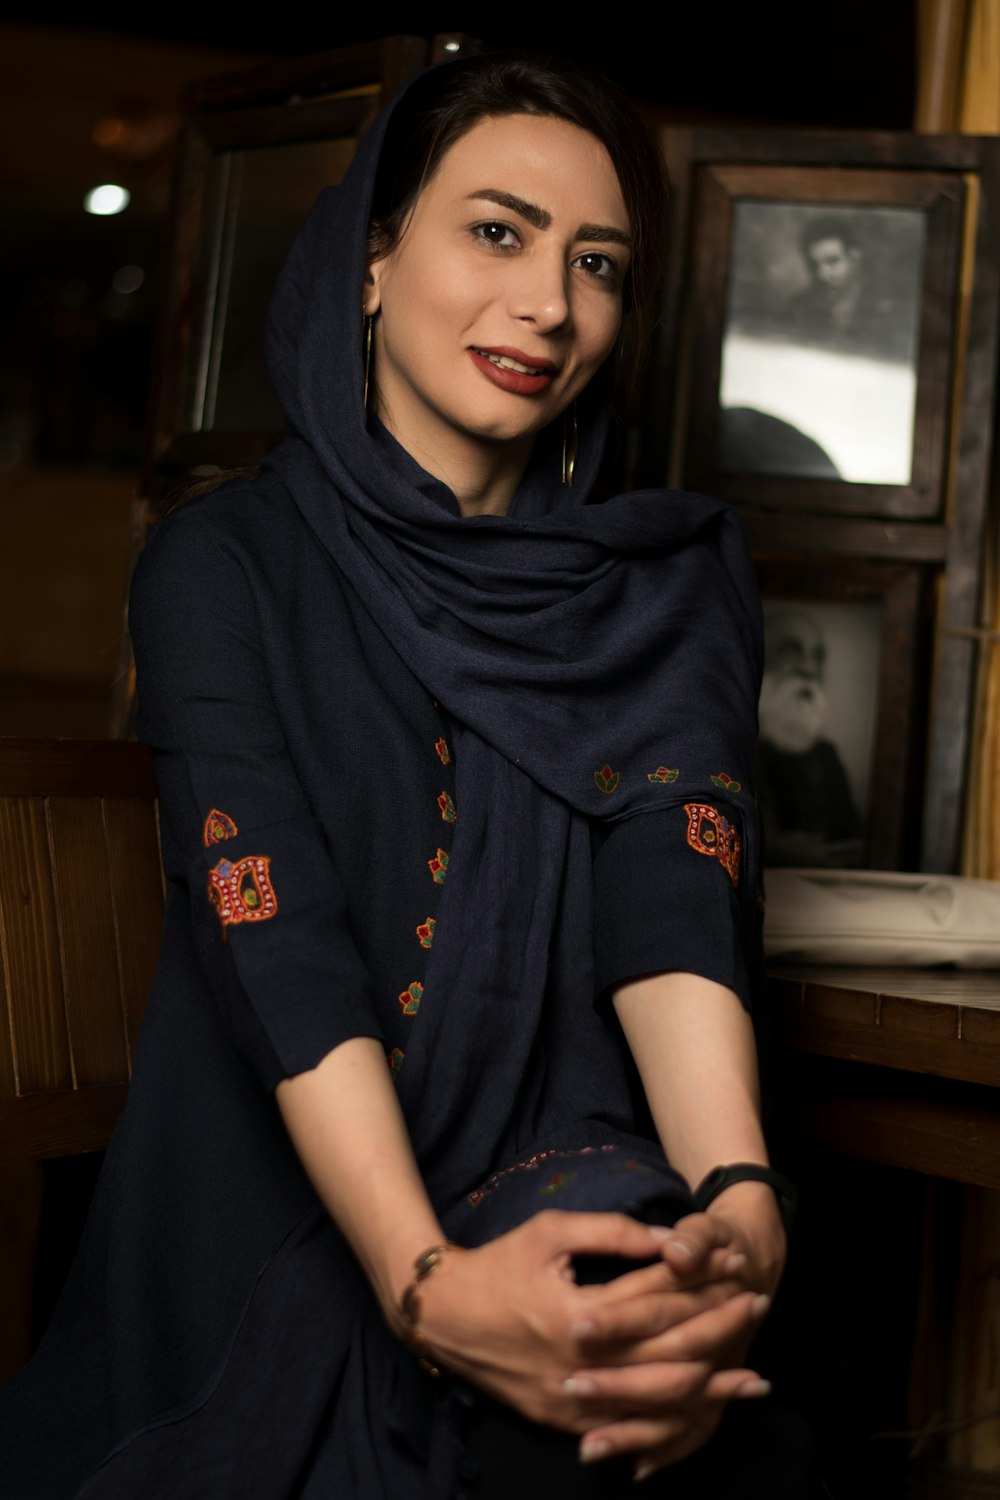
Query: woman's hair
368,53,670,396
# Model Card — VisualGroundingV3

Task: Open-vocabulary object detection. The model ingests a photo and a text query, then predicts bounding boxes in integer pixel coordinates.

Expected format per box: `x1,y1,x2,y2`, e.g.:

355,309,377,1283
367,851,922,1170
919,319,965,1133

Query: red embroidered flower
387,1047,404,1078
398,981,424,1016
427,848,449,884
647,767,679,784
434,737,451,765
711,772,742,793
540,1171,578,1196
416,917,436,949
437,790,457,823
594,764,620,795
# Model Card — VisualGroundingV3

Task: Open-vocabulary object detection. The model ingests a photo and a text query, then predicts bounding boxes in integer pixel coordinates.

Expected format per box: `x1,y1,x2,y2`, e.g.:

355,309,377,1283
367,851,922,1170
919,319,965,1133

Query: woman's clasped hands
410,1199,785,1484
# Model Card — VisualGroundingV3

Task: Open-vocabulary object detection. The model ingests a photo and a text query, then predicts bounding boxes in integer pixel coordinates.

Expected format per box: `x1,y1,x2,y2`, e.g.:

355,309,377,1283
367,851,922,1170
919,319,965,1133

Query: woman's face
365,113,631,468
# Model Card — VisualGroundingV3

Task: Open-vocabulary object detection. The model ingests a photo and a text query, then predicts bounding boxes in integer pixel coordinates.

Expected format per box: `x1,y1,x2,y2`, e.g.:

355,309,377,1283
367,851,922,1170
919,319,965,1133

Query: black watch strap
692,1163,798,1234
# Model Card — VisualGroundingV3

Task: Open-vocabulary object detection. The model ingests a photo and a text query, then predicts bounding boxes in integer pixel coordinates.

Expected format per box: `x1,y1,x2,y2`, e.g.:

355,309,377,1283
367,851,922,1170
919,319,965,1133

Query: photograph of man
756,607,865,868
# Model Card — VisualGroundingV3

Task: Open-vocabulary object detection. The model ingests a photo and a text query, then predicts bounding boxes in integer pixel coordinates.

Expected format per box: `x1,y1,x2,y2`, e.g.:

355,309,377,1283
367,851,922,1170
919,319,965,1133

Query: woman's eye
574,251,621,283
473,221,520,249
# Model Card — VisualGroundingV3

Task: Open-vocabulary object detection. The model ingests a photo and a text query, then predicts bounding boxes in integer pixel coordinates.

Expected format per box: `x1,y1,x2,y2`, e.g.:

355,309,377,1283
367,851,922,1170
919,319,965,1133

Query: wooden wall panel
46,797,130,1087
0,798,71,1095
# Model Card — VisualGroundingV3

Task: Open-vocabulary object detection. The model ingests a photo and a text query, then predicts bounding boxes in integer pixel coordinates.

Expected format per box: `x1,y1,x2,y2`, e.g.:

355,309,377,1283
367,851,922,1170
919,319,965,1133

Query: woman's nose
509,253,570,332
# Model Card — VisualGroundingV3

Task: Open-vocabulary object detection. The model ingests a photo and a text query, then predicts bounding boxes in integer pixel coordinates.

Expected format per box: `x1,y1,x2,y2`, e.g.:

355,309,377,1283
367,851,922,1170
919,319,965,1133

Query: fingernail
751,1294,771,1317
668,1237,695,1259
736,1377,772,1398
646,1225,672,1241
723,1252,748,1272
571,1319,599,1339
634,1460,658,1483
563,1377,597,1395
580,1439,611,1463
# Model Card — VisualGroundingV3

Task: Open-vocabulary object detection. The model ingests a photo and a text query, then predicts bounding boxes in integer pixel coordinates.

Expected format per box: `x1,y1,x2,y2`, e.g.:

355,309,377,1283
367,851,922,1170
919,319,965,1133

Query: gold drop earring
362,312,374,408
561,401,578,488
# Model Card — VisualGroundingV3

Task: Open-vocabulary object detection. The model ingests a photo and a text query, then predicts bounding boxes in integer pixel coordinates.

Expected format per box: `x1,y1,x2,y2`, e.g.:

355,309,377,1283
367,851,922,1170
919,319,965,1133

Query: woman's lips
468,346,557,395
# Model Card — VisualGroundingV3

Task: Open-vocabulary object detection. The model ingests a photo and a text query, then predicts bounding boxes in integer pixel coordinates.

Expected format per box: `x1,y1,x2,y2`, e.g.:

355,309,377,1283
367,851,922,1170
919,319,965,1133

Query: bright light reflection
84,184,130,216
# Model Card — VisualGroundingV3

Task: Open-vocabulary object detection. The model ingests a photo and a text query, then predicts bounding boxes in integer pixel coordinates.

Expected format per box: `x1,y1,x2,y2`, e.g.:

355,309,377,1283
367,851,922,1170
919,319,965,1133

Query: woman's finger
573,1289,769,1366
529,1208,673,1264
565,1356,767,1411
571,1281,742,1347
658,1211,742,1278
576,1372,767,1462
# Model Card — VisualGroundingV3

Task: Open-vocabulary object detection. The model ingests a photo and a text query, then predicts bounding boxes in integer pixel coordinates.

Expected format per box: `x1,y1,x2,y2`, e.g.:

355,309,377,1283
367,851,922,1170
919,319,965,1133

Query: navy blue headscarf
263,63,763,1205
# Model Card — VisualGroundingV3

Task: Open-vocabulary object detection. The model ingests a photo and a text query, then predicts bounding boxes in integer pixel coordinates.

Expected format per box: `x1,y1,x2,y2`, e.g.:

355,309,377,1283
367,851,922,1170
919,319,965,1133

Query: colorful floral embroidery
594,764,620,795
398,981,424,1016
434,737,451,765
437,790,457,824
388,1047,404,1078
203,809,238,846
647,767,679,784
711,772,743,793
416,917,436,950
683,803,741,888
428,848,449,884
540,1171,578,1196
207,855,278,928
467,1144,616,1207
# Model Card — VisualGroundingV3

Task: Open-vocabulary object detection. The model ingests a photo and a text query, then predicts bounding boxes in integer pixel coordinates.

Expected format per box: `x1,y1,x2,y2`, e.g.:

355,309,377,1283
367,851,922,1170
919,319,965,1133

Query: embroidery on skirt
388,1048,404,1078
398,981,424,1016
427,848,449,884
594,764,620,794
683,803,741,888
434,737,451,765
416,918,436,949
437,790,457,823
207,855,278,927
647,767,679,784
203,809,238,846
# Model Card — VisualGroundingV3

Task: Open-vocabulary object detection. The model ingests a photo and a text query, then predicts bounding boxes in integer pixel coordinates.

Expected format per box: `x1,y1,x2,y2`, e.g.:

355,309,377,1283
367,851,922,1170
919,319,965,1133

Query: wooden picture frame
641,128,1000,873
753,557,928,871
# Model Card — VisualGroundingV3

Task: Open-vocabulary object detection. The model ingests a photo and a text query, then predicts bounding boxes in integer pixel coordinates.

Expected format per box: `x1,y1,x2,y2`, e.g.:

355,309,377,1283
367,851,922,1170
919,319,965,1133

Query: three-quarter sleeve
592,802,752,1009
129,504,383,1091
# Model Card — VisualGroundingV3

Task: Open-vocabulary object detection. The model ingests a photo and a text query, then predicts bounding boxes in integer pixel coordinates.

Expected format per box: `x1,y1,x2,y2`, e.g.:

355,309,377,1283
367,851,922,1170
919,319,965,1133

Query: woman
1,54,810,1498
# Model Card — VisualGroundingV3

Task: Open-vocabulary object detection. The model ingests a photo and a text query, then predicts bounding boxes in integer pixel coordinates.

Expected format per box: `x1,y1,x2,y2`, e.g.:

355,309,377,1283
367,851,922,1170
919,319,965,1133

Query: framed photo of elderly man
677,164,962,520
753,558,929,871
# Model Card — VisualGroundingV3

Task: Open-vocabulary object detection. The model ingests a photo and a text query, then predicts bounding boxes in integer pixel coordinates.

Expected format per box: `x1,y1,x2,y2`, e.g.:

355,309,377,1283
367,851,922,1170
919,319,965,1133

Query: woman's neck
375,402,534,518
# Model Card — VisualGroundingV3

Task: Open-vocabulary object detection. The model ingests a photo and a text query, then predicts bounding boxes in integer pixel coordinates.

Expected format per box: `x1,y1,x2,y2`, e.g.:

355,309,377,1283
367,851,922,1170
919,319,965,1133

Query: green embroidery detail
437,790,457,823
416,917,436,949
540,1171,578,1196
388,1047,404,1078
594,764,620,795
711,773,742,793
398,981,424,1016
428,848,449,884
647,766,679,784
435,737,451,765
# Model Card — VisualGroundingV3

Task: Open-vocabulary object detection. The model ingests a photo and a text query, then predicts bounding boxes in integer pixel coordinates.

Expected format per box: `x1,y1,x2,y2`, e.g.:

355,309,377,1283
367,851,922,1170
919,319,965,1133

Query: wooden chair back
0,739,162,1160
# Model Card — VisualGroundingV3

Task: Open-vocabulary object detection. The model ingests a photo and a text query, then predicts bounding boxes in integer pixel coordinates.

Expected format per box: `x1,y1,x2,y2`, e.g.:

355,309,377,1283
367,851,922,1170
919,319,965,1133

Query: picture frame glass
718,203,927,485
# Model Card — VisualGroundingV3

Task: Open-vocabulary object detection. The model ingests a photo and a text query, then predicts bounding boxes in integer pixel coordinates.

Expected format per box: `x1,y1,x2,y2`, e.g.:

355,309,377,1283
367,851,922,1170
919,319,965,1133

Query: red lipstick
468,345,558,396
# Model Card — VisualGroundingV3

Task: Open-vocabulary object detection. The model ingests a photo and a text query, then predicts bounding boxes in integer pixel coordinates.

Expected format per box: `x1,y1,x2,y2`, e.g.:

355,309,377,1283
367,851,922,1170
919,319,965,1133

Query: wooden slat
102,798,163,1056
0,1086,128,1160
0,798,71,1096
46,798,129,1088
0,738,156,799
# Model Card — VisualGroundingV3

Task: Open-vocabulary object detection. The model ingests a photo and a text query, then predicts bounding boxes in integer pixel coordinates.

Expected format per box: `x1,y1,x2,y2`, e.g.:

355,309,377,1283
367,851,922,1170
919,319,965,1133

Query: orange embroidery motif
683,804,741,888
434,737,451,765
594,764,620,794
207,855,278,927
437,790,457,824
428,848,449,884
203,809,238,846
399,981,423,1016
416,918,436,950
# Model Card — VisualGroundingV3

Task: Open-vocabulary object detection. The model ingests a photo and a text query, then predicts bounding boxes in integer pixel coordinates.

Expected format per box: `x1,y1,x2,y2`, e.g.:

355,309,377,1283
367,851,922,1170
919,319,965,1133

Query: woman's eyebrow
577,223,632,249
465,190,632,251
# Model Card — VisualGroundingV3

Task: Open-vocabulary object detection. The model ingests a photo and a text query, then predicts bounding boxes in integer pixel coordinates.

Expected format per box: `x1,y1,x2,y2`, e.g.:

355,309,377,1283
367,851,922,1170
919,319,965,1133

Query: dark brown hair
368,53,670,397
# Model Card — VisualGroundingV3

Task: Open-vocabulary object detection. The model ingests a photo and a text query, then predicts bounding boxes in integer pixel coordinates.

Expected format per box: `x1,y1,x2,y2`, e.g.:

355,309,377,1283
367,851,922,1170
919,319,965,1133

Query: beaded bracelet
399,1242,461,1378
